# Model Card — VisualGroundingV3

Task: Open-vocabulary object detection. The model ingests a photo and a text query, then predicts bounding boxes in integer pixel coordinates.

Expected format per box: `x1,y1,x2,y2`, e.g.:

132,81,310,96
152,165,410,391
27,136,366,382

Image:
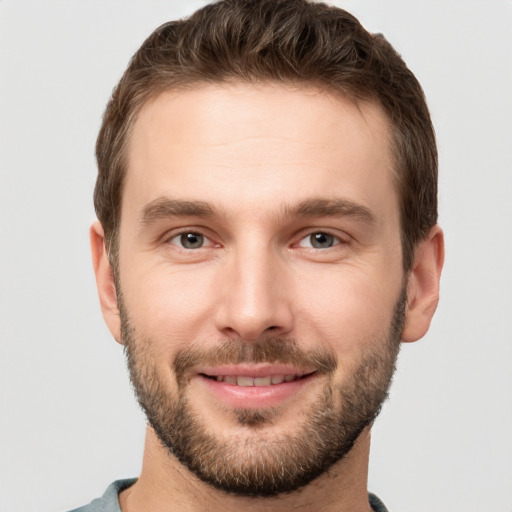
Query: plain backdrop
1,1,511,511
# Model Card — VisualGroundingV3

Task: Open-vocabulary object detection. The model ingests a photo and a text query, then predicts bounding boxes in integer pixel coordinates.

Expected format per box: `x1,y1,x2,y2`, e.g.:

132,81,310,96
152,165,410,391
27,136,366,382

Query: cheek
294,264,401,354
120,261,218,342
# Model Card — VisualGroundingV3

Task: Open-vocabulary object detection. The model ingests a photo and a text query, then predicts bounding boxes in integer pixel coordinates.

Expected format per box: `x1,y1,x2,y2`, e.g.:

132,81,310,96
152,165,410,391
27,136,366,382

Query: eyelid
163,228,220,249
294,230,350,249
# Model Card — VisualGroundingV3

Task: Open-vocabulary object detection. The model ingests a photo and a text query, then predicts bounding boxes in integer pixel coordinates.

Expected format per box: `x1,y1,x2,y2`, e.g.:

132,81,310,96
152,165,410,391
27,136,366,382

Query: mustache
173,337,337,382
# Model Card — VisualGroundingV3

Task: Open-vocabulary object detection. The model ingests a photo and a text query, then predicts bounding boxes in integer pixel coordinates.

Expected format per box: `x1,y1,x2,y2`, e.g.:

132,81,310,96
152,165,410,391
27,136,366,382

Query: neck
119,426,373,512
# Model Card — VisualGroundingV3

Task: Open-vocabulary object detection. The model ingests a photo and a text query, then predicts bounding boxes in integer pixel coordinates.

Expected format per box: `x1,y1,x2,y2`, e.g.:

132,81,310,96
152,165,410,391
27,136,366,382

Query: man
74,0,444,510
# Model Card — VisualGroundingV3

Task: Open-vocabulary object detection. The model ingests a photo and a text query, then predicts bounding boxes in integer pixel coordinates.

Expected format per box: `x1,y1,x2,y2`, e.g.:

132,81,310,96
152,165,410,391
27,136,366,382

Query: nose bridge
214,238,293,340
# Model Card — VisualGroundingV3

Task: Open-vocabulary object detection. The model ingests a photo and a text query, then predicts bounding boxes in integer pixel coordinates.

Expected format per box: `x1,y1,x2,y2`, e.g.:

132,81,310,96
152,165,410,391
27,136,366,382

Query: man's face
115,83,405,495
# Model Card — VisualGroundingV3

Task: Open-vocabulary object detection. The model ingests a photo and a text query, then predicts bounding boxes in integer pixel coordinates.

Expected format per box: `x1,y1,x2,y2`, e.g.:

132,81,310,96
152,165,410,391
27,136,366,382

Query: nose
213,246,294,341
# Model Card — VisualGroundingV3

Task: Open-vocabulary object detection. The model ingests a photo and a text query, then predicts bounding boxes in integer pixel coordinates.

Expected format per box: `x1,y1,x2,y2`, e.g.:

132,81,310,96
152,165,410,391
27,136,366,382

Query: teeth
211,374,300,386
254,376,272,386
271,375,285,384
237,376,254,387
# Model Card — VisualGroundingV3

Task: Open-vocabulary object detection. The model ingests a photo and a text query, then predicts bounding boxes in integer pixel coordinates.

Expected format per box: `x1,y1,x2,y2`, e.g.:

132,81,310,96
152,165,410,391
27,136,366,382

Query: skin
91,83,444,512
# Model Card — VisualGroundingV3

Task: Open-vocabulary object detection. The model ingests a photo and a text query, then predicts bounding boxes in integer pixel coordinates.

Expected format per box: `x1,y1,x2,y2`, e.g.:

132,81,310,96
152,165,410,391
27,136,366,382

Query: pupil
311,232,333,248
181,233,203,249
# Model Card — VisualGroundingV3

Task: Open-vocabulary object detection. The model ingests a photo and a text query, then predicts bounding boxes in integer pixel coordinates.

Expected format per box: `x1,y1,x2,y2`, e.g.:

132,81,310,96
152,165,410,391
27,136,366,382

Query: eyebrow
284,198,376,225
140,197,376,226
141,198,218,225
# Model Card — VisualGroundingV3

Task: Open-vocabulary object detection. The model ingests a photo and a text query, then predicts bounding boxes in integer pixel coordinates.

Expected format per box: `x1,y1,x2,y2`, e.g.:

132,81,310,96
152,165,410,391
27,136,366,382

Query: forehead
123,82,397,223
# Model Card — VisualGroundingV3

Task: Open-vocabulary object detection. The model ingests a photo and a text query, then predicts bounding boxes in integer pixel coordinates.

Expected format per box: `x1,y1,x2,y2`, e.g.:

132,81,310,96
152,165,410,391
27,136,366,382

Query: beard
120,289,405,497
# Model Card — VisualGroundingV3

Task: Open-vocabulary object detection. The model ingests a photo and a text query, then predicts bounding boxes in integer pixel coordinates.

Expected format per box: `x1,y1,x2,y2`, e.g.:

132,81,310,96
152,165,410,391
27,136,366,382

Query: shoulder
66,479,137,512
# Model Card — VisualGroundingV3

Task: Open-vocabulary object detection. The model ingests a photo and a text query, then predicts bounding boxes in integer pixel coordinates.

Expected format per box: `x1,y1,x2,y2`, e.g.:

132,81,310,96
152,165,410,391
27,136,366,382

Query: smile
196,365,318,408
202,374,310,386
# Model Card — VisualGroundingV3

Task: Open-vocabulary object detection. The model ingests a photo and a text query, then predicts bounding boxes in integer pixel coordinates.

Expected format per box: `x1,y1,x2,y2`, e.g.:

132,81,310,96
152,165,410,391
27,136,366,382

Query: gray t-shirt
68,479,390,512
67,480,134,512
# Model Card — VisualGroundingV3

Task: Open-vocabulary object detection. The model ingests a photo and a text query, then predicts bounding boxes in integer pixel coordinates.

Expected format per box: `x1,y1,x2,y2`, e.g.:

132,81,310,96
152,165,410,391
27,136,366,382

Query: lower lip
197,374,316,409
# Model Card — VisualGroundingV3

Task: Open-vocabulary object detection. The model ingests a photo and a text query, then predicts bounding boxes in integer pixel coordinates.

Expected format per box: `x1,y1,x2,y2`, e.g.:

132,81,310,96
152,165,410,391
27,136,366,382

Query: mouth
200,373,314,386
195,366,318,409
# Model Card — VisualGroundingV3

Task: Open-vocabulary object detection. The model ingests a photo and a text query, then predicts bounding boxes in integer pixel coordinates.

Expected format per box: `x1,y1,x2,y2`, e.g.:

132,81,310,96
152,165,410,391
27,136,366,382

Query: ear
402,225,445,343
90,221,122,344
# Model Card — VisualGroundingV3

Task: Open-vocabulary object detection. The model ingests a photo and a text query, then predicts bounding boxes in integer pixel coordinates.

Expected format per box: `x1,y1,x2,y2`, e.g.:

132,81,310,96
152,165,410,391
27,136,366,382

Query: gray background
1,1,511,511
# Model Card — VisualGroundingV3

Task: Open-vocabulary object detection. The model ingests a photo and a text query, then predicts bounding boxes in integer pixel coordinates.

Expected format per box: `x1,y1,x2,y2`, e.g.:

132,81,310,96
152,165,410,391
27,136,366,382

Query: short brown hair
95,0,437,271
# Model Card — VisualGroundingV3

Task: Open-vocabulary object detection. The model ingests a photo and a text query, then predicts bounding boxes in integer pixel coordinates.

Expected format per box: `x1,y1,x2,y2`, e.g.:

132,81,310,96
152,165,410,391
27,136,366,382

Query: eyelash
296,231,346,249
167,231,217,250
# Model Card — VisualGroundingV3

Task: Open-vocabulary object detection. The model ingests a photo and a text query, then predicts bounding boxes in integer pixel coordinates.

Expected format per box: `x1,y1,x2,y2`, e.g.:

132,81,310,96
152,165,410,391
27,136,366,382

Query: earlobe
402,225,445,343
90,221,122,344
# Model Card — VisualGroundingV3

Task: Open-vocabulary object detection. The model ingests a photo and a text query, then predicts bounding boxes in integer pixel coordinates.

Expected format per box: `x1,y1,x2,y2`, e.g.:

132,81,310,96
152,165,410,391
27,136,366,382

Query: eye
298,232,340,249
169,232,208,249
